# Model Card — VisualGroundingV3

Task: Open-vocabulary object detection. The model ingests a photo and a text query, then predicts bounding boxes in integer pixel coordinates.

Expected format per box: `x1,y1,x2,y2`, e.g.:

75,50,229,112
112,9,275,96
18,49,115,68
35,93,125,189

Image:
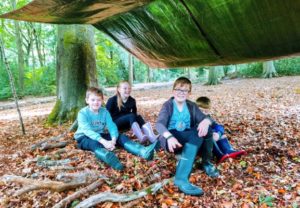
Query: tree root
74,178,173,208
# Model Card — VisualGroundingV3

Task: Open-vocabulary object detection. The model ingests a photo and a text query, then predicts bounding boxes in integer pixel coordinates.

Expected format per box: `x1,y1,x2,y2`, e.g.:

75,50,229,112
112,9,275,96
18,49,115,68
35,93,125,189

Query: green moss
63,31,77,47
47,100,62,125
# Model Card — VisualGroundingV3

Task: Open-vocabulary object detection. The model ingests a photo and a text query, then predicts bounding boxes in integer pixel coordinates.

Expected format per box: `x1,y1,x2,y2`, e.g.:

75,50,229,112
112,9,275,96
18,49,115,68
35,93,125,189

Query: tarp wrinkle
0,0,299,67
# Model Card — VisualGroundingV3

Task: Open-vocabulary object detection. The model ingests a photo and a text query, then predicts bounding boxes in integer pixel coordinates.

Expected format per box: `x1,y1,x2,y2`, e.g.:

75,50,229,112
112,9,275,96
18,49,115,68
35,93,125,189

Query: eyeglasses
174,89,190,94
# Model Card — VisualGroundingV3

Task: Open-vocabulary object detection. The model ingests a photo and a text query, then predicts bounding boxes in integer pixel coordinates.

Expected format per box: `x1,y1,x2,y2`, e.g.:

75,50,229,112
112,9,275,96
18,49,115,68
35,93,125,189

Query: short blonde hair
86,87,103,99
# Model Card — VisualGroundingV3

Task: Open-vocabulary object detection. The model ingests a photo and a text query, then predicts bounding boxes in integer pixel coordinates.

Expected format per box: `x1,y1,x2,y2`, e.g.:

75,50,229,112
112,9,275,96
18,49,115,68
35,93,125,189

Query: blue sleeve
104,110,119,138
212,123,225,135
77,111,101,141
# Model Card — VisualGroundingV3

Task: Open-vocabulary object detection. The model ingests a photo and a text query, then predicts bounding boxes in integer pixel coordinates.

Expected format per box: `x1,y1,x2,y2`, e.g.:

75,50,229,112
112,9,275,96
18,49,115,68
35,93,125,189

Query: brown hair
173,77,192,92
116,81,131,111
86,87,104,99
196,96,211,109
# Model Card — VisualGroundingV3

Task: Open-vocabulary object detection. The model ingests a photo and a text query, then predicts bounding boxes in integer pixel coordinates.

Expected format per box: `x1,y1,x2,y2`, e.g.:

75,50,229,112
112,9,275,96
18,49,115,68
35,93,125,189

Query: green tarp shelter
1,0,300,67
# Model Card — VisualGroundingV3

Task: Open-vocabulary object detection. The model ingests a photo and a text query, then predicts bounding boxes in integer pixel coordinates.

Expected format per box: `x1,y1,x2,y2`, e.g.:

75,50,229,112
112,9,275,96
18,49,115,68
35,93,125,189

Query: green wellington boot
174,143,204,196
201,138,220,178
94,148,124,170
123,140,158,160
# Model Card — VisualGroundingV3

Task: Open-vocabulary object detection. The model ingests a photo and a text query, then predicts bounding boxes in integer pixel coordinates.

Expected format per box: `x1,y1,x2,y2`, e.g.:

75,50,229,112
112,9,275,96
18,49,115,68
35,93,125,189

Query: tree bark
48,25,98,124
263,60,277,78
32,24,44,67
128,53,133,85
206,66,221,85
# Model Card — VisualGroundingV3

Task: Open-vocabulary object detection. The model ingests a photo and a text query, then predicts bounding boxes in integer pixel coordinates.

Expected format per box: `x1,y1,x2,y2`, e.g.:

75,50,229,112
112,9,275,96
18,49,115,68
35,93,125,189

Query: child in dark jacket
74,87,157,171
196,96,247,163
156,77,219,196
106,81,158,143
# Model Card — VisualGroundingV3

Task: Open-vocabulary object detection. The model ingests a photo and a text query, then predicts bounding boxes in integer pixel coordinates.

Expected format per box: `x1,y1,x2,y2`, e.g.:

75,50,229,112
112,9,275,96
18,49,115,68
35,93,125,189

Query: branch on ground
0,171,104,197
53,179,104,208
74,178,173,208
31,119,77,151
40,141,68,151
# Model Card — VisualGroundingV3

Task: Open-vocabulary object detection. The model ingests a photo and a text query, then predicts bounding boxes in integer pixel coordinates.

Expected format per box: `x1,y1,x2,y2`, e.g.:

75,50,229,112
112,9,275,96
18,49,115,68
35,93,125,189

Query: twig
74,178,173,208
0,35,25,134
53,179,104,208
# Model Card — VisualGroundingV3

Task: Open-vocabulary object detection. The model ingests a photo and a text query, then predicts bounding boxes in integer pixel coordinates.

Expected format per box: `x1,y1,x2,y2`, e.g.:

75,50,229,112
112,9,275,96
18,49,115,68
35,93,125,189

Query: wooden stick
74,178,172,208
31,133,66,151
0,175,89,194
53,179,104,208
0,35,25,134
40,141,68,151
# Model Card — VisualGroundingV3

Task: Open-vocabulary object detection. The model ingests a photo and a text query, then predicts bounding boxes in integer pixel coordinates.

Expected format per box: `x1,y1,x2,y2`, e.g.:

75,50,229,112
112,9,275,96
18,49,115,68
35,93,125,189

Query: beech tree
48,25,98,124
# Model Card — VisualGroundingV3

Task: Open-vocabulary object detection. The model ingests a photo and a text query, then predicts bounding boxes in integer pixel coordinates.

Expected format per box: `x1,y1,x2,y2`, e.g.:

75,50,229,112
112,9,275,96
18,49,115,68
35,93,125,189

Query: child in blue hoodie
196,96,247,163
74,87,157,170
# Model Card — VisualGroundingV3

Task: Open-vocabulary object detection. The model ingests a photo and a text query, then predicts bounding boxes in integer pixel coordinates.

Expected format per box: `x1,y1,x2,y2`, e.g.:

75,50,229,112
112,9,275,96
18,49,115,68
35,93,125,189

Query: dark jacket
106,95,137,121
156,97,210,135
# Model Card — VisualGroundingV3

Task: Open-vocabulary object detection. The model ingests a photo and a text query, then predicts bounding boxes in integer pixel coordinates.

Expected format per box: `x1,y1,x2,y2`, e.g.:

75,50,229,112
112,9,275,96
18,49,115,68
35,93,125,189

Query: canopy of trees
1,0,300,67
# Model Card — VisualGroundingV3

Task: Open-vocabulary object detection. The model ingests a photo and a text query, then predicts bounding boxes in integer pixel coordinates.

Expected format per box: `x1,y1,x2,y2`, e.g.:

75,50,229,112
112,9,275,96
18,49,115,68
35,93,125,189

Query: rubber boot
142,122,159,143
123,140,158,160
217,138,247,159
131,122,148,143
174,143,204,196
201,138,220,178
94,148,124,170
213,140,229,163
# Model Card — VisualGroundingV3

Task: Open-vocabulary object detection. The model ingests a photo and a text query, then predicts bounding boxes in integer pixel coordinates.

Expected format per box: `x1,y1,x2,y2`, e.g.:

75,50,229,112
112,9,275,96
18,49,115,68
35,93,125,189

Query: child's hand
197,118,211,137
100,139,116,151
167,137,182,153
213,132,220,141
111,138,117,146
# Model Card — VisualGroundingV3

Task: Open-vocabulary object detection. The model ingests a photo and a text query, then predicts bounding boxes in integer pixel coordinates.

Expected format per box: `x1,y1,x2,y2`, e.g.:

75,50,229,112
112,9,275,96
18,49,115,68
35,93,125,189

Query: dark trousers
76,133,130,152
167,127,214,162
168,128,203,154
114,113,145,131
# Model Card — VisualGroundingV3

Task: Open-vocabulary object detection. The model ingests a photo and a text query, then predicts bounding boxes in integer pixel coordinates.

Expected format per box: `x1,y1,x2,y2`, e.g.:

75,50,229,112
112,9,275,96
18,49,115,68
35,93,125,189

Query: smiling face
86,93,103,112
172,83,191,104
117,82,132,100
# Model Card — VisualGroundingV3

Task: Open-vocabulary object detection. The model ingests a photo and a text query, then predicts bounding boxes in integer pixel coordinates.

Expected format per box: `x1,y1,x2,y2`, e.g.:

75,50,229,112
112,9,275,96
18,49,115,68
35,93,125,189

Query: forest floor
0,77,299,208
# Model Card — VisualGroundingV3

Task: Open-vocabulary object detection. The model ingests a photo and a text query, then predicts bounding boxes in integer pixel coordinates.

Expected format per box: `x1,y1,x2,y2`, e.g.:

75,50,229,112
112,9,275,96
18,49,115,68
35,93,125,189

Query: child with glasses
155,77,219,196
196,96,247,163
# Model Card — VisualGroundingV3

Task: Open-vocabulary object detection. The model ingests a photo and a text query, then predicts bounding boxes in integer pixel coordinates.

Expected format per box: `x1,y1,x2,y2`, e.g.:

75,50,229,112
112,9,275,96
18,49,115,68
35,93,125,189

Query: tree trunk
11,0,25,92
206,66,221,85
146,65,152,83
186,67,191,79
32,24,44,67
128,54,133,85
48,25,98,124
263,60,277,78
